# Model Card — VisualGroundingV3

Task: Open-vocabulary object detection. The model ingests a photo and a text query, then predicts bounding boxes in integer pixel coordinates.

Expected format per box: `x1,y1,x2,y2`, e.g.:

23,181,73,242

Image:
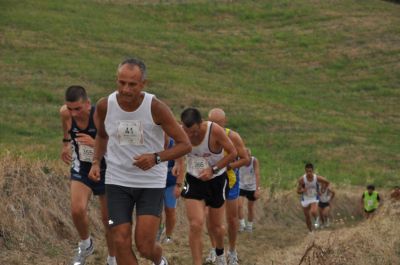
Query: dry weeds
1,154,399,264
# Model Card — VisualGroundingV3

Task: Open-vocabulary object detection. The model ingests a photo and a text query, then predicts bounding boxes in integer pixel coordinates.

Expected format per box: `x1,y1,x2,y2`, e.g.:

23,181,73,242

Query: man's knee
112,227,131,248
71,204,86,219
136,240,154,259
189,220,203,234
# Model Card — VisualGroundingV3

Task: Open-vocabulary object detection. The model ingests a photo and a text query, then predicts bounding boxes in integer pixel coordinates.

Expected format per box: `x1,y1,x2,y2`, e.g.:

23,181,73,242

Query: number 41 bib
117,120,144,146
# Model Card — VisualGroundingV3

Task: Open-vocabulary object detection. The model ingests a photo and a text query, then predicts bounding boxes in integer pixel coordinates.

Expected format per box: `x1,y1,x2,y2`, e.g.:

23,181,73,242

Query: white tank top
104,91,167,188
302,174,319,201
186,122,226,179
319,187,331,203
239,157,256,191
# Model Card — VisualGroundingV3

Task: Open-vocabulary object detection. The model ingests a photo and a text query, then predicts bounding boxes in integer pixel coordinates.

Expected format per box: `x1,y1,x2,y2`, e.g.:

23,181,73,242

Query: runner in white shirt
89,58,191,265
238,149,261,233
179,107,237,265
318,182,335,228
297,163,329,232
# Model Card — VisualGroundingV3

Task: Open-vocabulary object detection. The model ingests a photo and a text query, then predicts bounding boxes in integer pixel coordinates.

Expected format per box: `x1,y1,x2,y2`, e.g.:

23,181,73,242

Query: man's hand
172,165,181,177
198,167,213,181
254,189,261,200
134,153,156,170
89,162,101,182
61,144,72,164
76,133,95,147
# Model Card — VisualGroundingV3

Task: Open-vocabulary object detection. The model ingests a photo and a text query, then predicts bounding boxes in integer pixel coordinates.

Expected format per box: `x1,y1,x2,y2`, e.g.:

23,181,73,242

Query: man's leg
185,199,206,265
238,196,245,220
112,223,138,265
98,195,116,258
303,205,312,231
164,207,176,239
135,215,163,264
208,205,226,252
247,199,255,223
225,198,238,251
70,180,92,240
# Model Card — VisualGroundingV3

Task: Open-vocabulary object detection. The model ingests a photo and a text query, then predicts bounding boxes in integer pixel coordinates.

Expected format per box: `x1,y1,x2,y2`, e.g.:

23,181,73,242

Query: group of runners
60,58,399,265
60,58,261,265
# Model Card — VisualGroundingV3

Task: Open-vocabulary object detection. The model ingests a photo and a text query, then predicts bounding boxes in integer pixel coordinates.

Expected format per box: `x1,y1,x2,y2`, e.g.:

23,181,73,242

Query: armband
62,138,71,143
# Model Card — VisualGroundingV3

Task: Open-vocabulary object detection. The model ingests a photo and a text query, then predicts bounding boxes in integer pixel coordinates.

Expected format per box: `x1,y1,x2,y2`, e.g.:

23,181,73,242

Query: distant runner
361,184,380,219
390,186,400,200
297,163,329,232
318,182,335,228
238,149,261,233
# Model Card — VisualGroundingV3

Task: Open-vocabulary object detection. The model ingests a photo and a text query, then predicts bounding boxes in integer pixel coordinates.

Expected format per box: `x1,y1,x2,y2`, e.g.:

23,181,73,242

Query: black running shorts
181,172,228,208
239,189,257,201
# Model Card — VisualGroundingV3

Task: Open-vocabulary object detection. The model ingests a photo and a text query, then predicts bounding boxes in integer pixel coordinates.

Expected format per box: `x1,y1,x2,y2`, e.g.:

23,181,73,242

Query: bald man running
205,108,250,265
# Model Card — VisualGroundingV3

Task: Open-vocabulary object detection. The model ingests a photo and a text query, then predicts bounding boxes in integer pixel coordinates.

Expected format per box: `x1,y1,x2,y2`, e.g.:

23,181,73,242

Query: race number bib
188,157,209,177
368,200,373,206
117,120,144,146
306,188,316,197
78,144,94,162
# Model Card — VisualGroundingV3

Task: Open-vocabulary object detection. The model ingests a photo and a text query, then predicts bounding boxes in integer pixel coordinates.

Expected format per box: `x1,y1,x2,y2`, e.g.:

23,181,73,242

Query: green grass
0,0,399,189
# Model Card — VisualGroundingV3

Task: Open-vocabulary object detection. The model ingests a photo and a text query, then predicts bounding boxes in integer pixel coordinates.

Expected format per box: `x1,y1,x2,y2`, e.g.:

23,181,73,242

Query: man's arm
329,188,336,201
253,157,261,199
198,123,236,181
226,130,250,170
60,105,72,164
172,157,186,198
317,176,330,187
212,123,237,170
89,97,109,181
134,98,191,170
297,177,305,194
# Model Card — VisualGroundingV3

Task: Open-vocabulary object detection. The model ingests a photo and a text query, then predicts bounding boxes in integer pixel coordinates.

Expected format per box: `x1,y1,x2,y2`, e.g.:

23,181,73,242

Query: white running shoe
152,256,168,265
106,257,117,265
227,251,239,265
244,225,253,232
314,217,320,230
215,254,227,265
162,236,173,244
238,224,246,232
71,239,94,265
205,248,217,264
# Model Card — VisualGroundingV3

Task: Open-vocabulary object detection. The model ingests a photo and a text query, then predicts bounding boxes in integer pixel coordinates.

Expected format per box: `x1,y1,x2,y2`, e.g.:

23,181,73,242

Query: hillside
1,155,399,264
1,0,399,188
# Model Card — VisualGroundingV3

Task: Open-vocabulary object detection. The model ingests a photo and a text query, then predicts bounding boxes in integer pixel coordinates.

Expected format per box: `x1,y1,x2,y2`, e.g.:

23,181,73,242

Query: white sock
229,249,237,255
239,219,246,227
81,237,91,249
107,255,116,263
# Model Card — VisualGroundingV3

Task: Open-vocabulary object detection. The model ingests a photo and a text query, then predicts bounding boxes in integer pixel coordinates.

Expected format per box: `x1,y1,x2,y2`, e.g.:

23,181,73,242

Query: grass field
0,0,399,189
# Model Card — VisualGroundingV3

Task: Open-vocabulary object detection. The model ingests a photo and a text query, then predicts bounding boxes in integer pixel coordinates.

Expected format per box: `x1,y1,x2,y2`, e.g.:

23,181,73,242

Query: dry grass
1,155,399,264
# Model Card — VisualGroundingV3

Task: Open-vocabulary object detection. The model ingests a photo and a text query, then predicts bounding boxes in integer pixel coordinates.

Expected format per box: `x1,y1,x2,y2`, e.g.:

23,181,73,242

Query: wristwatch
154,153,162,164
212,166,219,175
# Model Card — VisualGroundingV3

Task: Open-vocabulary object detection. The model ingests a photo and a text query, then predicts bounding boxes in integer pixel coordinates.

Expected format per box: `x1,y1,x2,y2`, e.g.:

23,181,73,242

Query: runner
205,108,250,265
390,186,400,200
157,137,185,244
297,163,329,232
89,58,191,265
361,184,381,219
60,85,116,265
318,182,335,228
238,149,261,233
179,107,237,265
